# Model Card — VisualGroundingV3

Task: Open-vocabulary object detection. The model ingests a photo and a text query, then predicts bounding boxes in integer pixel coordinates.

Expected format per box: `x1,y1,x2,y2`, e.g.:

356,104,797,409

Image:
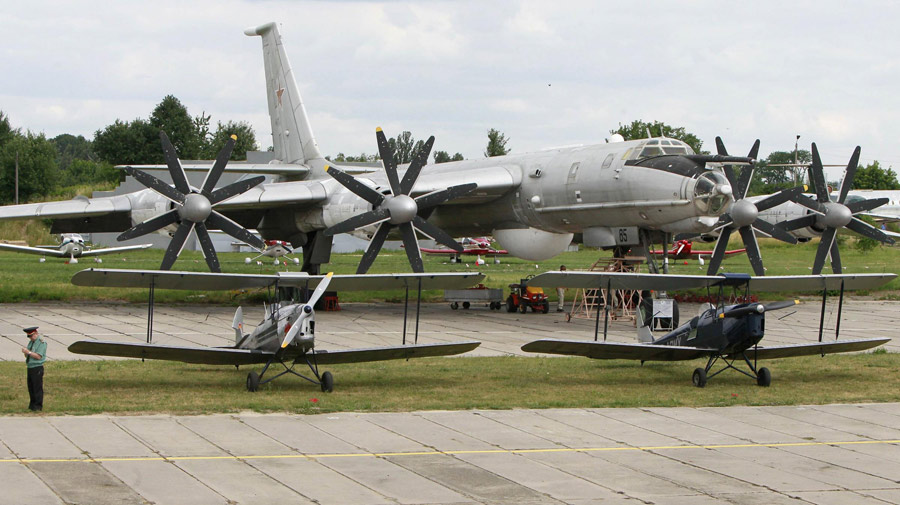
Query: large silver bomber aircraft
0,22,741,274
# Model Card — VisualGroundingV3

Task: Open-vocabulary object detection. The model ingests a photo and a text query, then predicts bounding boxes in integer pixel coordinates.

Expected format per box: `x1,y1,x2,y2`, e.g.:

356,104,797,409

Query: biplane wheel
757,367,771,387
692,368,707,388
506,297,516,312
246,371,260,392
463,301,470,309
320,371,334,393
450,302,459,310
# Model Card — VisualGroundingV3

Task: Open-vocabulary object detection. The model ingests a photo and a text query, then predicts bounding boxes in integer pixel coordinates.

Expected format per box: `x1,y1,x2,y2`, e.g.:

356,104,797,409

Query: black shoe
556,309,563,312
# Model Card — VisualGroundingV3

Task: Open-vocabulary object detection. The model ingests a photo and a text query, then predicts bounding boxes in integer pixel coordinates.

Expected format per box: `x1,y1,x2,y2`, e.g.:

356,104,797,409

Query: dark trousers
27,366,43,411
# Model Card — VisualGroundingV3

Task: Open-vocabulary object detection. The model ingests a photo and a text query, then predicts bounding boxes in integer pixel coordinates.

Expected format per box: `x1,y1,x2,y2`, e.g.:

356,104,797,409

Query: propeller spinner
118,131,266,272
324,128,477,274
706,137,800,276
779,143,893,274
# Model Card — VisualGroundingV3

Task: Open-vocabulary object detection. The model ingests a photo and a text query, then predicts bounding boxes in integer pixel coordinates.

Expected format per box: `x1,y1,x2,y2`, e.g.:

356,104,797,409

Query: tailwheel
320,371,334,393
246,371,260,392
692,367,707,388
756,367,771,387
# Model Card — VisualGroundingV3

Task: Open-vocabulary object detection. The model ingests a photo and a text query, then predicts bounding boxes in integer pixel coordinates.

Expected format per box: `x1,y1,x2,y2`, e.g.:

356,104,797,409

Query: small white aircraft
244,239,301,266
0,233,151,263
68,269,483,391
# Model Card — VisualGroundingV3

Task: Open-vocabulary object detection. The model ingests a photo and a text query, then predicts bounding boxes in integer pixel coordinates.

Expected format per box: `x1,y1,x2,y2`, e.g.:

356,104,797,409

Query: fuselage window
601,153,615,169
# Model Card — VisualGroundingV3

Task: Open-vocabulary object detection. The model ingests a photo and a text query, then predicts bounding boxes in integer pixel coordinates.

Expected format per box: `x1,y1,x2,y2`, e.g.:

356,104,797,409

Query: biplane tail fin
636,303,654,343
232,306,244,344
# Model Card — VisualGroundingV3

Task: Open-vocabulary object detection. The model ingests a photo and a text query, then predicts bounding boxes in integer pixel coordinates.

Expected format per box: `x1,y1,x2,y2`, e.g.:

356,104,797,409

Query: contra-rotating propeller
117,131,266,272
705,137,801,276
323,128,477,274
778,143,893,274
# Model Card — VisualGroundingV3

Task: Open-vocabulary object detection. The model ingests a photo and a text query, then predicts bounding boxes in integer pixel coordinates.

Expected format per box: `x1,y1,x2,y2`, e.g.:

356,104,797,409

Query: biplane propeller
117,131,266,272
323,128,477,274
522,271,893,387
778,143,894,274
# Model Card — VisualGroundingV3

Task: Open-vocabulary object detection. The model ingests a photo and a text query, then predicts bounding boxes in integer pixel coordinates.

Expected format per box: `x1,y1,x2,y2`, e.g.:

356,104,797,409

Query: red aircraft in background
418,237,509,264
650,239,746,265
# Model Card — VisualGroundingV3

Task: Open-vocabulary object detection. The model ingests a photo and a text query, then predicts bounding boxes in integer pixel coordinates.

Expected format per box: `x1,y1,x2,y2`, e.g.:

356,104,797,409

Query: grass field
0,235,898,304
1,352,898,415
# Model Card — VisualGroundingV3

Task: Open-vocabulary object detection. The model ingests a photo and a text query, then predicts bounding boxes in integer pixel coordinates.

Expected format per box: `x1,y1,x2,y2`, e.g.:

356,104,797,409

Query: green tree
0,131,58,203
204,120,258,160
746,149,811,196
93,118,162,165
434,150,464,163
51,134,94,173
852,161,900,190
484,128,510,157
386,131,418,164
611,120,704,154
0,111,17,148
150,95,199,159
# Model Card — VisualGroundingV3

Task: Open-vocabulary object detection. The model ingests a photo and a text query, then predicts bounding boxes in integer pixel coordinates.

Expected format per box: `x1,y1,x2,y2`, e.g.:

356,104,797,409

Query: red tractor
506,276,550,314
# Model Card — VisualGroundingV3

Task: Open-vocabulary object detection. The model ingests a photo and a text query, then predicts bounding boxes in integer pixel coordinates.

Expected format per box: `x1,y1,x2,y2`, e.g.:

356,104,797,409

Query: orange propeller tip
376,127,383,132
230,134,238,140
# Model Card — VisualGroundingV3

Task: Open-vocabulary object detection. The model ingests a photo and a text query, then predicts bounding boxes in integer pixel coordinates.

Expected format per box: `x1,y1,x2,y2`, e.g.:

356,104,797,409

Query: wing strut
818,278,827,343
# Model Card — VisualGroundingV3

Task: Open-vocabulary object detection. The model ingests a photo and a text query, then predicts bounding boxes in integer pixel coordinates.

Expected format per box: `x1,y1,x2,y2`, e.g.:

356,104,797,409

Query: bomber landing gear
245,353,335,392
691,353,772,387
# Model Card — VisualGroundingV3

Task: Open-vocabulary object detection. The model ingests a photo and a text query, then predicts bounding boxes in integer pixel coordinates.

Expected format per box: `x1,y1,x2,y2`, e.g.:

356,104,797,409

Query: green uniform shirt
26,337,47,368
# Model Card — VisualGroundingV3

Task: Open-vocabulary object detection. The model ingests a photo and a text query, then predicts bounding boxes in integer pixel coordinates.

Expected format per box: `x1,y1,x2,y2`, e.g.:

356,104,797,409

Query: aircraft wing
79,244,153,257
734,338,890,360
296,341,481,365
521,339,716,361
71,268,485,291
68,340,274,365
0,243,68,257
124,163,311,177
527,271,896,292
0,194,134,222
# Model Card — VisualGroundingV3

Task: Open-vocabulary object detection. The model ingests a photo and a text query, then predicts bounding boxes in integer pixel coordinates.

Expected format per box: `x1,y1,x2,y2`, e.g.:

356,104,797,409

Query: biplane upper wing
734,338,890,360
68,340,274,365
297,341,481,365
526,271,896,292
521,339,716,361
71,268,485,291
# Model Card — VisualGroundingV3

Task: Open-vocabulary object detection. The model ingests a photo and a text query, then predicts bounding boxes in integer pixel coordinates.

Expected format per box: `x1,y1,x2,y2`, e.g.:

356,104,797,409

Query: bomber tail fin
232,306,244,344
245,22,323,166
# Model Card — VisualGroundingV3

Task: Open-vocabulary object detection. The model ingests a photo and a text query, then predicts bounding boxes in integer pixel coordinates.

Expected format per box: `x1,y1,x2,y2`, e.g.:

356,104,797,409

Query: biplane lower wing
69,340,274,365
69,340,481,366
734,338,890,360
297,341,481,365
521,339,716,361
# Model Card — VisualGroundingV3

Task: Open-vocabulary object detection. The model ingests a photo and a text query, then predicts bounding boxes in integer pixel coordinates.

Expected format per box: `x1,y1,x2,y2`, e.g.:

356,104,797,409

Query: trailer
444,284,504,310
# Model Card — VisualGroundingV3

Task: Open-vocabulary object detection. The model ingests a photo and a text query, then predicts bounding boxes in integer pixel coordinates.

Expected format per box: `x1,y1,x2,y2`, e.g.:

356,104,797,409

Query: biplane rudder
232,306,245,344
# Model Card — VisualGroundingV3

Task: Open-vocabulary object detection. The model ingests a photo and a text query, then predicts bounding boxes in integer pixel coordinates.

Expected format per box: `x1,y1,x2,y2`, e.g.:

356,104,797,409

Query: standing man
556,265,567,312
21,326,46,411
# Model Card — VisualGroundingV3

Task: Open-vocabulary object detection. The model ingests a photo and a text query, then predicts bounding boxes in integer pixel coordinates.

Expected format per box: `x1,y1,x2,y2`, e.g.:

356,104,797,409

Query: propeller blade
829,238,842,274
846,217,895,244
754,186,804,212
412,215,463,252
720,303,764,319
201,136,236,197
160,221,195,270
399,222,424,273
400,136,435,195
779,213,818,232
736,140,760,199
705,227,733,275
306,271,334,308
357,222,391,274
121,166,185,204
746,139,760,162
791,193,826,214
714,137,740,191
845,197,889,214
324,207,391,237
194,222,221,273
812,227,837,275
837,146,861,204
715,136,729,156
325,165,385,206
414,183,478,209
117,209,179,241
280,315,305,349
763,299,799,312
159,131,191,195
208,175,266,205
375,128,402,196
206,211,265,249
739,226,765,276
751,218,798,244
810,143,830,203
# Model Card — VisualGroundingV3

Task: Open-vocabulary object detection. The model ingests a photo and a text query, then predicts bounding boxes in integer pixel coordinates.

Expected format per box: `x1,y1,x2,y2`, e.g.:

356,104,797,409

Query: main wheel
246,371,260,392
320,371,334,393
506,296,516,313
450,302,459,310
462,301,470,309
692,368,707,388
519,303,528,314
757,367,771,387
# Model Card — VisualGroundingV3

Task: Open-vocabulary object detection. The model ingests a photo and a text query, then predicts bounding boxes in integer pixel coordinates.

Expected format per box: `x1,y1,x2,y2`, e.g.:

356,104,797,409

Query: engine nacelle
493,227,573,261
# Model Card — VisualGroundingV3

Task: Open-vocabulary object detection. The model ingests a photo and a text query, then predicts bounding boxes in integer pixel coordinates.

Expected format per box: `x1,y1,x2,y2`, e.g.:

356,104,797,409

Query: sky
3,1,900,180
